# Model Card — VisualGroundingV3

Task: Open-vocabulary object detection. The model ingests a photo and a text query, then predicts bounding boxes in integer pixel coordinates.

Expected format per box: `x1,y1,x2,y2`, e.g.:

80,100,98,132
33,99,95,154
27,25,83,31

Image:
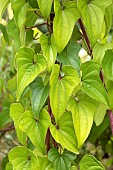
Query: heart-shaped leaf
79,154,105,170
54,0,81,53
30,76,49,118
78,0,112,46
50,64,80,122
10,103,27,145
50,112,79,154
48,148,76,170
82,61,109,108
40,34,57,72
93,42,112,65
19,109,50,155
15,47,46,101
8,146,37,170
67,96,97,148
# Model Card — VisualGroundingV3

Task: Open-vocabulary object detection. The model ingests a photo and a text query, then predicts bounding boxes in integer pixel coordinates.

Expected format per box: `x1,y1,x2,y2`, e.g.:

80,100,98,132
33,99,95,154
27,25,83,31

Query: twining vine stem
78,18,92,56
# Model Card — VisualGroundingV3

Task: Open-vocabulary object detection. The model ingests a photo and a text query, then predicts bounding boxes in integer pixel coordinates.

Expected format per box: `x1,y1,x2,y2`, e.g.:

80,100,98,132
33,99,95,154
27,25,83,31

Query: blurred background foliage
0,3,113,170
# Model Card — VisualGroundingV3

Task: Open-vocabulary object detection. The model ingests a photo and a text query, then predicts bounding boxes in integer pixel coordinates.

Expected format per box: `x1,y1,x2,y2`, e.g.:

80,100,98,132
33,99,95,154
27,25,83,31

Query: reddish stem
78,18,92,56
108,110,113,135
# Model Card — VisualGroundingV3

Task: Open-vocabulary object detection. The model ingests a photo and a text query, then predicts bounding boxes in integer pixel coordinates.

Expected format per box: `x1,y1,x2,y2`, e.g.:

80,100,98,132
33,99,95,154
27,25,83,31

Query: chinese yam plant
0,0,113,169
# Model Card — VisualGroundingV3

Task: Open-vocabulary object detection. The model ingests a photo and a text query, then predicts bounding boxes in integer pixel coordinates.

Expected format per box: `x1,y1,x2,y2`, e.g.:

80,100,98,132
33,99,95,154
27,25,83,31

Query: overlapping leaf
79,154,105,170
54,0,81,53
35,157,55,170
93,42,112,65
8,146,37,170
48,148,76,170
37,0,52,19
102,50,113,80
57,41,81,74
15,47,46,101
50,112,79,154
30,76,49,118
10,103,27,145
0,0,10,19
78,0,112,46
50,64,80,122
67,96,97,148
19,109,50,155
40,34,57,72
82,61,109,108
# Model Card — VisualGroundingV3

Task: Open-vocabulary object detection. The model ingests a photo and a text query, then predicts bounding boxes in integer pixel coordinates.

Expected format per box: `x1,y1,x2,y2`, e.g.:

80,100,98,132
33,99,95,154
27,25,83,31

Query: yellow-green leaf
15,47,46,101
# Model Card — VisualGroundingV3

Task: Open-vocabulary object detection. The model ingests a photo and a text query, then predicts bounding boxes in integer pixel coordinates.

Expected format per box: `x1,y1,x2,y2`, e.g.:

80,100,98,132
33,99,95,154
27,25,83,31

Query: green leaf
67,96,97,148
0,0,10,19
8,146,37,170
10,103,27,145
50,64,80,122
0,24,10,45
57,41,81,74
82,61,109,108
54,0,81,53
37,0,52,19
15,47,46,101
78,0,112,46
88,114,110,144
102,50,113,80
35,157,55,170
48,148,76,170
11,0,26,28
94,103,107,126
30,76,49,118
0,101,12,129
50,112,79,154
93,42,112,65
106,80,113,110
7,18,21,50
40,34,57,72
19,109,50,155
79,154,105,170
5,162,13,170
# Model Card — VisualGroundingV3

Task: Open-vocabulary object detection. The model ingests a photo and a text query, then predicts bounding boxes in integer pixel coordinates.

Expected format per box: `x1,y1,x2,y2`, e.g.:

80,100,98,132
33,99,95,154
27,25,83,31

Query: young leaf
102,50,113,80
82,61,109,108
78,0,112,47
30,76,49,118
8,146,37,170
93,42,112,65
40,34,57,72
57,41,81,74
37,0,52,19
19,109,51,155
67,96,97,148
79,154,105,170
54,0,81,53
48,148,76,170
15,47,46,101
50,64,80,122
10,103,27,145
50,112,79,154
